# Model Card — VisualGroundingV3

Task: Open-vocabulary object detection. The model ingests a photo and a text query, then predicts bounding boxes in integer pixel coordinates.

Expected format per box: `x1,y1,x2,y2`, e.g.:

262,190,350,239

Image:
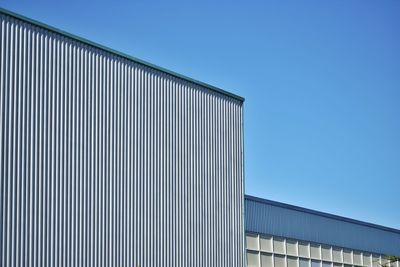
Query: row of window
246,233,395,267
246,252,398,267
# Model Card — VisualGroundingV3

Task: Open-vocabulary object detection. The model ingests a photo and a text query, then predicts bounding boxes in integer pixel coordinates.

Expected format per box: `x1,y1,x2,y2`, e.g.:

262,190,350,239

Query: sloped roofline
0,7,244,103
245,194,400,234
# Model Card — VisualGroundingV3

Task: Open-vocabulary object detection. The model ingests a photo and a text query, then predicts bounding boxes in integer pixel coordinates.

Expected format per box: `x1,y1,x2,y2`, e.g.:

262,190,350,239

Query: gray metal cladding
245,196,400,256
0,12,244,267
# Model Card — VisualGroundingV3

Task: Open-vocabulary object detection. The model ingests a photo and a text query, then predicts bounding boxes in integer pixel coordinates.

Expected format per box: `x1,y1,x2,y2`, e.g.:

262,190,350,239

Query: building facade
1,7,399,267
0,8,244,267
245,195,400,267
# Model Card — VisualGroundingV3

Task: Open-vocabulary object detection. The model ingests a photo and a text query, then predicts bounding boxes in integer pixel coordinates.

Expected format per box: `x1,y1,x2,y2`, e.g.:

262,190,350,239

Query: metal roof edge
0,7,244,103
245,194,400,235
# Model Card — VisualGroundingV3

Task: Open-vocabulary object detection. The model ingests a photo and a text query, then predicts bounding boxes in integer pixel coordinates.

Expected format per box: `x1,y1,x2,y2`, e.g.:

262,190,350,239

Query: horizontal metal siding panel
0,13,244,267
245,199,400,256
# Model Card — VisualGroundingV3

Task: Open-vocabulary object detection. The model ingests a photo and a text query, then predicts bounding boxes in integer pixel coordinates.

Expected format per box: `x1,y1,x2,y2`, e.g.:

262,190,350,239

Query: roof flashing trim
245,195,400,234
0,7,244,103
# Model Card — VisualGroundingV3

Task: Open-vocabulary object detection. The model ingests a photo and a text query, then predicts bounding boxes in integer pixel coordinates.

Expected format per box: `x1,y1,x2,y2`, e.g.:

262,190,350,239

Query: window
311,244,321,259
274,238,286,254
300,258,310,267
332,247,342,263
353,251,362,266
261,253,273,267
312,260,321,267
322,246,332,261
247,251,260,267
343,249,352,264
363,254,371,267
299,242,310,258
247,234,259,251
261,235,273,252
288,256,298,267
275,255,286,267
287,239,298,256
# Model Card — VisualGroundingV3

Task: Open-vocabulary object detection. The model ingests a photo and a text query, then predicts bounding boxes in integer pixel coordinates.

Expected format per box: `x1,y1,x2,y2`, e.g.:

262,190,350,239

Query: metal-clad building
245,195,400,267
2,7,400,267
0,8,244,267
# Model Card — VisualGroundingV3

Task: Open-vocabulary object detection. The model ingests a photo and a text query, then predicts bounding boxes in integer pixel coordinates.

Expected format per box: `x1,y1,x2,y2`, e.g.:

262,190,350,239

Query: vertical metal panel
0,12,244,267
245,197,400,256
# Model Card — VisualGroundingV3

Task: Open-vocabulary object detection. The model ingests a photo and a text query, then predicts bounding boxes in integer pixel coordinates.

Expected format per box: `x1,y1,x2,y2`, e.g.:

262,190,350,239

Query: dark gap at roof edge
245,194,400,235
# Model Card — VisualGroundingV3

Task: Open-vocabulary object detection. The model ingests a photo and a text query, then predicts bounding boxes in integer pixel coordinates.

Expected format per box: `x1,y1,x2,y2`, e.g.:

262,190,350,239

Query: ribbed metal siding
0,13,244,267
245,198,400,256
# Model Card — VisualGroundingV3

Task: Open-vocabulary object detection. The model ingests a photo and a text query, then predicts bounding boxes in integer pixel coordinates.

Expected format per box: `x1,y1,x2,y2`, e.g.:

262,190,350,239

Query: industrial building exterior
0,8,244,267
245,195,400,267
0,7,399,267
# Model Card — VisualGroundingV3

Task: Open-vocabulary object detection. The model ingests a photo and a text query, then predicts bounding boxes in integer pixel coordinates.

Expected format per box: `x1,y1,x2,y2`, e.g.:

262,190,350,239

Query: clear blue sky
2,0,399,229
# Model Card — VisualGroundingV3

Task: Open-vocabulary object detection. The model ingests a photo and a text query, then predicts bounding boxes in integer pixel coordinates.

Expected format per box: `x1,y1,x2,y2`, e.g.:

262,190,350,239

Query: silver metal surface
0,12,244,267
245,196,400,256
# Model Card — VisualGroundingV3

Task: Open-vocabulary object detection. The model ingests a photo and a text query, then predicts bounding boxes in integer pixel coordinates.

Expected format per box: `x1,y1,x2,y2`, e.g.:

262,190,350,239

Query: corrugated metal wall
245,196,400,256
0,11,244,267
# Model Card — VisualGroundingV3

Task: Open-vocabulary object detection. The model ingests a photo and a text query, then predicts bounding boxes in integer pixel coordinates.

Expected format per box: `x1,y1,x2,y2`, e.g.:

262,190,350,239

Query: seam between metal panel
0,7,245,103
244,195,400,235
